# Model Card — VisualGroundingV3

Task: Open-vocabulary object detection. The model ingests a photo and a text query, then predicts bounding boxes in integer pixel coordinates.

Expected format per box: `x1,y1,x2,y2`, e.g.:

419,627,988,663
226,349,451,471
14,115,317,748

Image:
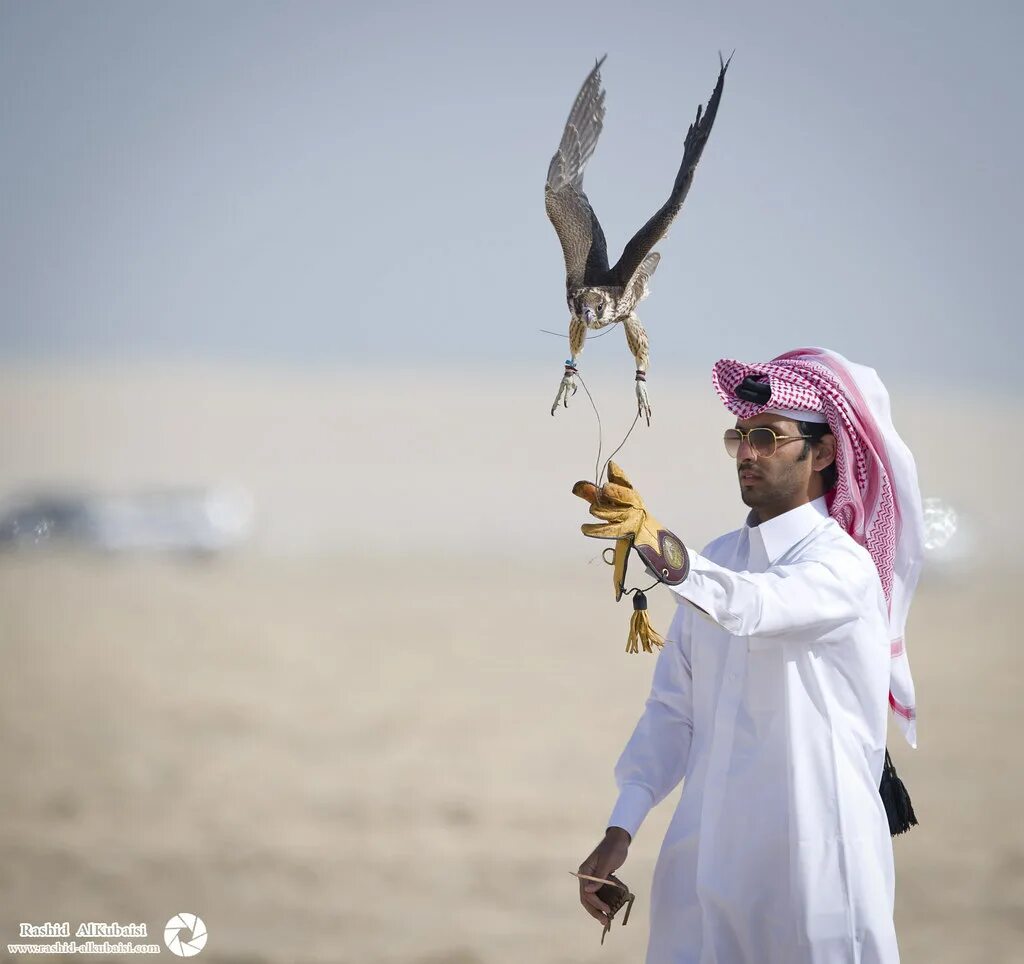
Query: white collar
744,496,829,565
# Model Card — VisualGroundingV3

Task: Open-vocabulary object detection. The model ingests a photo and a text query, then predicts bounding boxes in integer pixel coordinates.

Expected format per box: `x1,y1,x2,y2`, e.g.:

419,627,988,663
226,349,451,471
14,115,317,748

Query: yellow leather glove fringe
627,596,664,654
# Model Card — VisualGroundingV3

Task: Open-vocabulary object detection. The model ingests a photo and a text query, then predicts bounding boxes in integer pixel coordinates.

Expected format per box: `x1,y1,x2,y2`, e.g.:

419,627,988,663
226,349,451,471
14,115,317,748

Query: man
573,347,923,963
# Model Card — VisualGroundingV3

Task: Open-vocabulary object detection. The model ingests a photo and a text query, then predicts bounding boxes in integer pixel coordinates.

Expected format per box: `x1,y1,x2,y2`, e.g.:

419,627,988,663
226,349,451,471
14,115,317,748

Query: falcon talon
551,366,579,415
635,379,653,426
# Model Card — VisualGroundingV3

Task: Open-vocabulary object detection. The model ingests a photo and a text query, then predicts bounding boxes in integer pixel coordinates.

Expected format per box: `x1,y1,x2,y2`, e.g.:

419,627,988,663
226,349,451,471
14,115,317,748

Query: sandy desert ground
0,367,1021,962
1,552,1022,963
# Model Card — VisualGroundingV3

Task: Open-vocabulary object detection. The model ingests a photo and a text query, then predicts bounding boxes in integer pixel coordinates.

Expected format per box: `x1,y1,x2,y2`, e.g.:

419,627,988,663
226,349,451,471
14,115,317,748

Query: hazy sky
1,1,1020,384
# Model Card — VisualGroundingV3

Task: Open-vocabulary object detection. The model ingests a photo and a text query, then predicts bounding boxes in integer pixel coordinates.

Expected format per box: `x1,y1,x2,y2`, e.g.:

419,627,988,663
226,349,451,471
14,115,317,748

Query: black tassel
878,747,918,836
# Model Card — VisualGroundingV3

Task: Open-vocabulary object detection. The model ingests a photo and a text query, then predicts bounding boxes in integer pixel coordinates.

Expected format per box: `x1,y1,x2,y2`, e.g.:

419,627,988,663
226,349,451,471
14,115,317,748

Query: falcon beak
583,307,595,325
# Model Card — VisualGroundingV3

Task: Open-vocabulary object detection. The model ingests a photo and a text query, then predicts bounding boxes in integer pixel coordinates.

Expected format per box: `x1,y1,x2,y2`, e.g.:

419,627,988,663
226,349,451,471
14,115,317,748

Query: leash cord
538,321,638,485
624,579,660,595
541,324,645,584
600,542,660,594
537,324,619,341
575,369,641,488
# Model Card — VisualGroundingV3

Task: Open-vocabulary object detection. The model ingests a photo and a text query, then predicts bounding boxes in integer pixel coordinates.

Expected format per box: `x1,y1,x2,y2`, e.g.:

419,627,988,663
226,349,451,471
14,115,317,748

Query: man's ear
812,433,836,473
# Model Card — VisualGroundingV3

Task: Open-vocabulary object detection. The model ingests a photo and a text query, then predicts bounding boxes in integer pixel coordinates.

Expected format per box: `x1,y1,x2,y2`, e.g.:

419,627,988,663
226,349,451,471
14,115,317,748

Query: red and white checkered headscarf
712,347,924,748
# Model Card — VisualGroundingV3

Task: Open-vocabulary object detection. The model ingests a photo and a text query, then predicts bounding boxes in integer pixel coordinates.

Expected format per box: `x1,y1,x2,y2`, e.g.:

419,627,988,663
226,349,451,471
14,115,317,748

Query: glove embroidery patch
661,532,685,570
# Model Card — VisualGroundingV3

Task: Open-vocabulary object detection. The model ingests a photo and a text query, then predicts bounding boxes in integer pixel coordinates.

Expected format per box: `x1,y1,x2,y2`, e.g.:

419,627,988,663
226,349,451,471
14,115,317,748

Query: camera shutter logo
164,913,208,957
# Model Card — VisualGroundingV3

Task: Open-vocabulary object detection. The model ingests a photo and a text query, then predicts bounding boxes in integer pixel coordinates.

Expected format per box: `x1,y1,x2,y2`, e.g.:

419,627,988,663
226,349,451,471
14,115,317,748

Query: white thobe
607,497,899,963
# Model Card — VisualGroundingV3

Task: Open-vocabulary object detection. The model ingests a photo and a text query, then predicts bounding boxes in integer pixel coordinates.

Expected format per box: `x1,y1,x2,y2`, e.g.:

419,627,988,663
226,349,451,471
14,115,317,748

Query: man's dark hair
797,420,836,492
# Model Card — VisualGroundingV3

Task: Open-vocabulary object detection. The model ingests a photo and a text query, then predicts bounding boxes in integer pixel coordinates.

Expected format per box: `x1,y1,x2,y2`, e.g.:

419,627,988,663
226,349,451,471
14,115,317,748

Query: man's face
732,413,814,511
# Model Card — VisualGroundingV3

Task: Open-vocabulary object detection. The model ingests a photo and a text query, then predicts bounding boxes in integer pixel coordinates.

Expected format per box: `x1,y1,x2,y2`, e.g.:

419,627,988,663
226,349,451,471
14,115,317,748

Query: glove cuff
634,528,689,586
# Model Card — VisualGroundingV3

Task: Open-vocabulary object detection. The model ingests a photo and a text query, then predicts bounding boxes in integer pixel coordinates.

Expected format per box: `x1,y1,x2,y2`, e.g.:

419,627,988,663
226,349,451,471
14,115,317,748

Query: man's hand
577,827,631,927
572,460,669,552
571,461,658,543
572,460,690,589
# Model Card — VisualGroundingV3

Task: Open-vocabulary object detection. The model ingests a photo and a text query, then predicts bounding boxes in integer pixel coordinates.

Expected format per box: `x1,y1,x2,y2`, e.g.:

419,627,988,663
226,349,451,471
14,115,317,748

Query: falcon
545,53,730,424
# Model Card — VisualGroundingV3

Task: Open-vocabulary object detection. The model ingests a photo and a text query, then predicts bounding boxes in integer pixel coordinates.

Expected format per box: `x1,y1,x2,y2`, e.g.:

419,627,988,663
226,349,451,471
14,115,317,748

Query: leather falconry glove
571,461,690,653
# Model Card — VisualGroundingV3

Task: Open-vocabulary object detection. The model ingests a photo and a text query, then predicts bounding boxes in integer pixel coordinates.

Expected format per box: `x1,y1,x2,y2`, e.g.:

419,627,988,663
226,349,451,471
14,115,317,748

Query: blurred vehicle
920,496,977,580
0,485,254,557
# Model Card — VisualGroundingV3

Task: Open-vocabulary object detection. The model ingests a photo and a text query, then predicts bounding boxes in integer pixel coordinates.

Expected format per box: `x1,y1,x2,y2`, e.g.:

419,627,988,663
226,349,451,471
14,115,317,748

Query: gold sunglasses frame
723,427,812,458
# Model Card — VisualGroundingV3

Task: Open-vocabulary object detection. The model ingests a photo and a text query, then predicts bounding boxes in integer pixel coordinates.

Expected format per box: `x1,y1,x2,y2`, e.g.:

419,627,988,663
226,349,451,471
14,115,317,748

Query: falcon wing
545,55,611,290
610,53,731,288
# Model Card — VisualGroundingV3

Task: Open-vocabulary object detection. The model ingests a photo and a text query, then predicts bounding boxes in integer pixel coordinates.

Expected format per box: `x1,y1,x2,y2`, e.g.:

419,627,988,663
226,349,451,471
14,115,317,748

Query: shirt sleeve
668,544,874,643
606,604,695,841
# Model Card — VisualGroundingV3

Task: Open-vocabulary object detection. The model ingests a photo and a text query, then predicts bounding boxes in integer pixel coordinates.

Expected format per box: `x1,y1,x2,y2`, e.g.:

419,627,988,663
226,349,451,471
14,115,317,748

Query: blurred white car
0,485,254,556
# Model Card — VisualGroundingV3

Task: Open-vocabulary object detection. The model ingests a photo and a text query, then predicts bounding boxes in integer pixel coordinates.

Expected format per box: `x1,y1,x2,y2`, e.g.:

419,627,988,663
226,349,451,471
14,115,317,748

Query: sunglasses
723,427,812,458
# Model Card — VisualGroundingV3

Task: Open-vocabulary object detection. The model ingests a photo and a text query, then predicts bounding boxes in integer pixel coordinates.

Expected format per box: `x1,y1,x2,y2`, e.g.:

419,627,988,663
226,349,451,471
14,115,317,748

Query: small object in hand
570,871,636,945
